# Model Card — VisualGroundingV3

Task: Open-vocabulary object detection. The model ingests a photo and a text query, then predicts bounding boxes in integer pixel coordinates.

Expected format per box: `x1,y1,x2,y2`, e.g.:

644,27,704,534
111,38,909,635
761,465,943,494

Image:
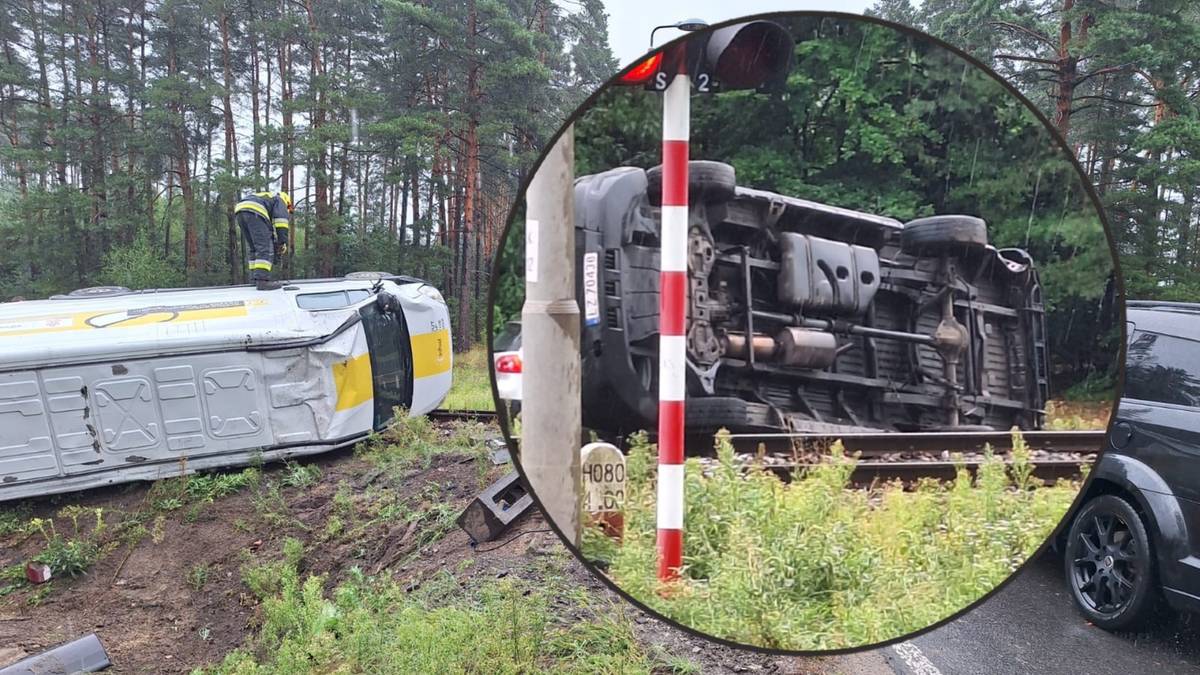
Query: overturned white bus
0,273,452,501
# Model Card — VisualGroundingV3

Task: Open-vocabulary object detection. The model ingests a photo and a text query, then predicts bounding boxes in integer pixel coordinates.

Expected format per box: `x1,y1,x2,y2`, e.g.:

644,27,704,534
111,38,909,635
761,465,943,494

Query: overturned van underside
0,277,452,501
575,164,1050,436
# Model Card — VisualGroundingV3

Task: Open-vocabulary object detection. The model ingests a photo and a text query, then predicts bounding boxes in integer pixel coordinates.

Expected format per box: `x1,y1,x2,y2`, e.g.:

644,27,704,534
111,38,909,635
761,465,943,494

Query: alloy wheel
1070,511,1141,615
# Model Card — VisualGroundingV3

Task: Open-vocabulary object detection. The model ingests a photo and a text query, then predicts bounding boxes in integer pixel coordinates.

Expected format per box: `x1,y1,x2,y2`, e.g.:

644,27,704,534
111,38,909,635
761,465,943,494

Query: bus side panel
0,371,62,483
270,325,374,440
38,354,277,475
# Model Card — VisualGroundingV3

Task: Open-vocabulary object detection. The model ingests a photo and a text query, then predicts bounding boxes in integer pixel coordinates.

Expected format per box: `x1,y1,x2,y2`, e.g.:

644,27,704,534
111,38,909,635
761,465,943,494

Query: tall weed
583,431,1080,650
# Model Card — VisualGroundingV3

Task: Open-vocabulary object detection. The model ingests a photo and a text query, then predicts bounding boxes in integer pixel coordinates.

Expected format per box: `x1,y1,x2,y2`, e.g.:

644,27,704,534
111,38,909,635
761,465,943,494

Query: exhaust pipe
722,328,837,369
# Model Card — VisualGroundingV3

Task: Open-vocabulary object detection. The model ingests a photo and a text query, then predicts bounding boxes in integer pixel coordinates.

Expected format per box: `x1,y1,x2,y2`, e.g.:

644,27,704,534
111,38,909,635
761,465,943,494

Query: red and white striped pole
656,63,689,582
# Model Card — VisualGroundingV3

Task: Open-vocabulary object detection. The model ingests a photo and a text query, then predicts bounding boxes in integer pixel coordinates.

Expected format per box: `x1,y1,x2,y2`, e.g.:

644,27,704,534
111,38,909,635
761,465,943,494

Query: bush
99,237,185,289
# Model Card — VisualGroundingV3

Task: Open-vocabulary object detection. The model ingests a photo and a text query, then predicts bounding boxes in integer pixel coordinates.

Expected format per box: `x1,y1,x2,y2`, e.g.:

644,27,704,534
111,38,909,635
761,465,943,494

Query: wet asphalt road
874,552,1200,675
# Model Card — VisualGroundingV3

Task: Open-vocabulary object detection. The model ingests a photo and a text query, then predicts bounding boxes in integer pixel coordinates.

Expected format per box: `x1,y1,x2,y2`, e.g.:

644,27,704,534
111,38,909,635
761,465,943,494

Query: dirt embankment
0,426,855,674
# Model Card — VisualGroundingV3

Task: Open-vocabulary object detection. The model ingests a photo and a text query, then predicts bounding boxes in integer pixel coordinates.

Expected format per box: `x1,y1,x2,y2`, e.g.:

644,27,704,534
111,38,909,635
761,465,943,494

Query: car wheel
58,285,133,298
900,215,988,254
685,397,780,434
1063,494,1164,631
646,160,736,206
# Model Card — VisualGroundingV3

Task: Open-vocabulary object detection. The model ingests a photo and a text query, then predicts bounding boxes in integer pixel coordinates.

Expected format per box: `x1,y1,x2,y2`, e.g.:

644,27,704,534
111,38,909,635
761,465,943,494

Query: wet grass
442,345,494,411
582,430,1082,651
201,532,673,674
1044,399,1112,430
359,414,491,477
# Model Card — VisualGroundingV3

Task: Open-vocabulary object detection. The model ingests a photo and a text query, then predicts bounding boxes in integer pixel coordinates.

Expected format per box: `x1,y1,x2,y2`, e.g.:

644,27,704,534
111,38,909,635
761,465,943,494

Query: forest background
494,7,1159,394
870,0,1200,391
1,1,1195,391
0,0,616,352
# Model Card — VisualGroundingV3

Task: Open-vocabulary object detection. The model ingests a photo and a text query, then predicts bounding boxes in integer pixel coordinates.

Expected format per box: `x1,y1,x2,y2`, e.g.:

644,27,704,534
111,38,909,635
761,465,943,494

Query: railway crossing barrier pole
614,20,795,583
521,125,583,546
657,67,690,583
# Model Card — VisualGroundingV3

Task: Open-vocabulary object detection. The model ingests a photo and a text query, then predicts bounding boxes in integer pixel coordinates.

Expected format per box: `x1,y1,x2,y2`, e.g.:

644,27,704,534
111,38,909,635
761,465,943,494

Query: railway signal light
700,20,794,92
614,20,795,94
617,51,663,86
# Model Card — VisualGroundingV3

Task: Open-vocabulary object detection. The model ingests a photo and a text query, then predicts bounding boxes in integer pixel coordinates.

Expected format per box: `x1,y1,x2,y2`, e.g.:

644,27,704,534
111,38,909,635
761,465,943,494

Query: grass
199,542,667,674
1044,399,1111,430
581,430,1081,651
359,413,491,477
442,344,494,411
188,563,211,591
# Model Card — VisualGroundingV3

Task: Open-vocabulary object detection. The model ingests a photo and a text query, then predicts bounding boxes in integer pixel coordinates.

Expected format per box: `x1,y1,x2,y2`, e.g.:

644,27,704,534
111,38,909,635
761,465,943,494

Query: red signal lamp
616,52,663,86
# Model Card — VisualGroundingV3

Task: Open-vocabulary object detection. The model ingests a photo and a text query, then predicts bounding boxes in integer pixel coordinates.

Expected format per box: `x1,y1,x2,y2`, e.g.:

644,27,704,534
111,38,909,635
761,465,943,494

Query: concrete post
520,126,582,545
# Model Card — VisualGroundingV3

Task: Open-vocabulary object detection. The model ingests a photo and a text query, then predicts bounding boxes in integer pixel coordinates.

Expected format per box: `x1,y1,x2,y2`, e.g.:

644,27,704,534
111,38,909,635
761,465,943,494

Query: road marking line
892,641,942,675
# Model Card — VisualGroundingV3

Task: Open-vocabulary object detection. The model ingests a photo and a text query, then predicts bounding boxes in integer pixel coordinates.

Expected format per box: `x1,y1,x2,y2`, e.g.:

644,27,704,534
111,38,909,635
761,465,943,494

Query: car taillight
496,354,522,374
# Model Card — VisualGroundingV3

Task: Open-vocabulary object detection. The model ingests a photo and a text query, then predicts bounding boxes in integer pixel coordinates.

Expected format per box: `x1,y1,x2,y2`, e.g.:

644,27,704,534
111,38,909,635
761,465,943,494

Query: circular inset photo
489,12,1122,652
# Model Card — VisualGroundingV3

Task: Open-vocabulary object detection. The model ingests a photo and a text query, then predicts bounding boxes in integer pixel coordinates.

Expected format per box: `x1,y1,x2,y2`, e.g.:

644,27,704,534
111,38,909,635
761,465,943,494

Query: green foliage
28,508,107,579
281,463,322,489
871,0,1200,309
241,537,307,600
200,564,656,674
99,238,186,290
441,344,495,411
185,468,262,502
187,563,211,591
358,412,490,475
491,217,524,335
582,431,1080,650
0,505,32,538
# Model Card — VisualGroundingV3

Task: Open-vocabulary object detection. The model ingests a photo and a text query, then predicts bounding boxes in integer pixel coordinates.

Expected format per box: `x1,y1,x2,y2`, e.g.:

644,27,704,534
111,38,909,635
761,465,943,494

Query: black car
574,160,1050,436
1063,300,1200,629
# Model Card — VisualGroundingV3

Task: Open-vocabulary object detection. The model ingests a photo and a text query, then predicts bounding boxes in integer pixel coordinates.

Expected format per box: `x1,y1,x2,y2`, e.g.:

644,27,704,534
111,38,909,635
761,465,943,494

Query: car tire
900,215,988,254
1063,494,1165,631
685,397,779,435
646,160,736,206
60,286,133,298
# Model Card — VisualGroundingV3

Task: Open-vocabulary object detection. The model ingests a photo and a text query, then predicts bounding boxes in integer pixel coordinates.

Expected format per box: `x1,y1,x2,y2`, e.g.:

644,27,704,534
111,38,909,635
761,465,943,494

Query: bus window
298,290,371,310
359,299,414,427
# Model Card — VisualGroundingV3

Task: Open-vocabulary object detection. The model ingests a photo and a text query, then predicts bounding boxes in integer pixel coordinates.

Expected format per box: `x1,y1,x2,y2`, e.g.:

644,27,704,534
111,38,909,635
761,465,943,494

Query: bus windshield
359,299,414,427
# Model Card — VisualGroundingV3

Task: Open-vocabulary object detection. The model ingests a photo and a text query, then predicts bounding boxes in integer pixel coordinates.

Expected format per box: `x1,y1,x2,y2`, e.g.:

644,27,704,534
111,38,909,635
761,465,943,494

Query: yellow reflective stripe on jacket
273,218,290,228
255,191,274,199
235,201,270,219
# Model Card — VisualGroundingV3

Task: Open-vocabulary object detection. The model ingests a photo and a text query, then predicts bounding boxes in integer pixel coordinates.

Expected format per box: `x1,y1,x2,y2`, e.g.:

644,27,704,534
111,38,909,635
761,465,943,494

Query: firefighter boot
255,279,283,291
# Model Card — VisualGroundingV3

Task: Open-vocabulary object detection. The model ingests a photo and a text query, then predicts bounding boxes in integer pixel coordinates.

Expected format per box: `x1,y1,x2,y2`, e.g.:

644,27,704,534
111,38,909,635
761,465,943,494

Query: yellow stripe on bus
333,351,373,411
0,305,250,336
411,328,452,379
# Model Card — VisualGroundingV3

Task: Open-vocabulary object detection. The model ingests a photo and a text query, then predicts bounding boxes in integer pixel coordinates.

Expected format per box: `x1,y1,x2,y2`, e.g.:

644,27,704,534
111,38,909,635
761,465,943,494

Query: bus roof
0,277,426,372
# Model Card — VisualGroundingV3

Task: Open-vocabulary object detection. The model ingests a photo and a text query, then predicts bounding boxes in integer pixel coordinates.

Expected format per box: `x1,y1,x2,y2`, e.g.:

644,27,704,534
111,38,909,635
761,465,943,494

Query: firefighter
234,190,293,290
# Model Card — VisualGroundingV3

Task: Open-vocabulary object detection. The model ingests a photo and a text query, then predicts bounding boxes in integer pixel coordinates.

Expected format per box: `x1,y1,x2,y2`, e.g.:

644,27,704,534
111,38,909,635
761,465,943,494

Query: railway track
434,409,1105,483
717,429,1105,484
429,408,498,423
721,429,1106,456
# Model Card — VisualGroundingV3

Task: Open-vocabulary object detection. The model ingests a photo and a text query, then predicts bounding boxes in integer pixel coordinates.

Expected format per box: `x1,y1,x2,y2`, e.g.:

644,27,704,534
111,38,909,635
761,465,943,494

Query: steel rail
719,429,1106,456
429,409,499,423
752,457,1093,486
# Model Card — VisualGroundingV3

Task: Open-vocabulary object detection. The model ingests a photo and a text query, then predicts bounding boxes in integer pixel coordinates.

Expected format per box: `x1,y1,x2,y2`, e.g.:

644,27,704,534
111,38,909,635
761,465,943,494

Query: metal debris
456,471,532,543
0,633,111,674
